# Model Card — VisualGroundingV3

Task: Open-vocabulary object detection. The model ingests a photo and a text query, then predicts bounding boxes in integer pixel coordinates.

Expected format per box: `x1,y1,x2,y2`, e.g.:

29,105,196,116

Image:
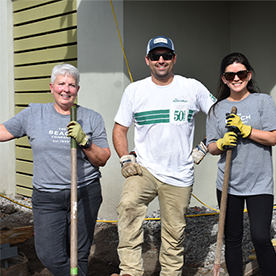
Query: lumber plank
0,226,33,245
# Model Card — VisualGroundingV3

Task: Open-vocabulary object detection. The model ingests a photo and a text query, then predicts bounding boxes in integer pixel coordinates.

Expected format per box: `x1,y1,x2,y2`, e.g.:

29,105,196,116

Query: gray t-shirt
206,93,276,196
4,103,109,192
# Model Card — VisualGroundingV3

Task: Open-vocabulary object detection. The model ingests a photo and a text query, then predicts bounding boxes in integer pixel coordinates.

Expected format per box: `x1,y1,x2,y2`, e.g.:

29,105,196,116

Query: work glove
67,121,89,147
192,139,208,165
226,113,252,138
119,153,142,178
216,131,238,151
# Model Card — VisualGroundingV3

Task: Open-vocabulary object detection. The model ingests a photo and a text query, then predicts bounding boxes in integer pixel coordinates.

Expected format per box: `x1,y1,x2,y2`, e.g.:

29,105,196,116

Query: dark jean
32,181,102,276
217,190,276,276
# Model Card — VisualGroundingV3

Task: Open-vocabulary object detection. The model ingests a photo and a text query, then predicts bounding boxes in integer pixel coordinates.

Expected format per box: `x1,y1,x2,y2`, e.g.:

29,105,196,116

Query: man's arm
0,124,15,142
112,122,129,158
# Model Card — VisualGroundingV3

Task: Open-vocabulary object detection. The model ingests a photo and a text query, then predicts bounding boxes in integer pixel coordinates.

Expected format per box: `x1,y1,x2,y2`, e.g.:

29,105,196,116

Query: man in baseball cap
112,35,215,276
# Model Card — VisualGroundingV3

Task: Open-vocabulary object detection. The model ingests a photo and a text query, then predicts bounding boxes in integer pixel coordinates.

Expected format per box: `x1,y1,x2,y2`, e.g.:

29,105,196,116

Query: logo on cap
154,38,168,45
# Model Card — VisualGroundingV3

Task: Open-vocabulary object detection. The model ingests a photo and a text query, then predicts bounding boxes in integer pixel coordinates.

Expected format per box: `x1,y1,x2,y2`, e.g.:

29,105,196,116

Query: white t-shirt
115,75,215,187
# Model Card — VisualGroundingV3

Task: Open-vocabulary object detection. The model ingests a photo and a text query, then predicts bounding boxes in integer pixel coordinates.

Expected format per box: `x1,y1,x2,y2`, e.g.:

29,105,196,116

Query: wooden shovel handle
70,105,78,276
213,106,237,276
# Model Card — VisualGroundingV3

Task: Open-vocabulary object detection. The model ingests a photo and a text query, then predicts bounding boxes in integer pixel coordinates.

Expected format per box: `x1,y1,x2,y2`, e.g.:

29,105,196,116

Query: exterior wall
0,0,15,195
77,0,128,220
1,0,275,218
77,0,276,220
11,0,77,197
230,1,276,192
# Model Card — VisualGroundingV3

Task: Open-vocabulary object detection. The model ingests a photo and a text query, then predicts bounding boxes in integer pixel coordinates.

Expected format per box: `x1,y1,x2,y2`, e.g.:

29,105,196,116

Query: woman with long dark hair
206,53,276,275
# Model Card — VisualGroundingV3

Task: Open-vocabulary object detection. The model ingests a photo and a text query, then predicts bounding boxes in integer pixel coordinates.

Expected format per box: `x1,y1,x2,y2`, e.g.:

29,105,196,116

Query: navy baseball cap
146,36,175,55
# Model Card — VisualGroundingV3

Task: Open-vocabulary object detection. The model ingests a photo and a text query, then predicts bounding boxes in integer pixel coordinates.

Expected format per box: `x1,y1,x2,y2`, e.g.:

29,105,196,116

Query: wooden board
0,226,33,245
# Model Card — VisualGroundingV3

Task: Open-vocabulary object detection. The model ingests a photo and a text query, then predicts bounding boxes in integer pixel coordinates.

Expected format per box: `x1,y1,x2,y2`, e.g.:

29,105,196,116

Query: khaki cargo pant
117,166,193,276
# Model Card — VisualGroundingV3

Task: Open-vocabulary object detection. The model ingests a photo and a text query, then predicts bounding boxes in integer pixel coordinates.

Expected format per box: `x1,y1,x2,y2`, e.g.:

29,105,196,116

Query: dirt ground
1,213,217,276
1,201,262,276
3,223,211,276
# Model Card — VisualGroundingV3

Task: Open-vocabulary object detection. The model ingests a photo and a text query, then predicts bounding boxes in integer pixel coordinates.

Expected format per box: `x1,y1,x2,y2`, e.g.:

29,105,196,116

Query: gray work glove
119,154,142,178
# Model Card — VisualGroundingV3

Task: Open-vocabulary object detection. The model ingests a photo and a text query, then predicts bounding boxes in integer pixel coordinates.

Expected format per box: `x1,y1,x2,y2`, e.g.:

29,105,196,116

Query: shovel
213,106,237,276
70,104,78,276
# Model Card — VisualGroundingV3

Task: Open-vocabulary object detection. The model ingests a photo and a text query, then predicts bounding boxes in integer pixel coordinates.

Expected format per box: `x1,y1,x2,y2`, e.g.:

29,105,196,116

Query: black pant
217,189,276,276
32,183,102,276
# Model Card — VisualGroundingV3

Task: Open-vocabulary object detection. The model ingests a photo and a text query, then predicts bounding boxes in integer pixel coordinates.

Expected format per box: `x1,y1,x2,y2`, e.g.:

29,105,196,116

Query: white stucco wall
0,0,15,195
78,0,276,219
77,0,130,219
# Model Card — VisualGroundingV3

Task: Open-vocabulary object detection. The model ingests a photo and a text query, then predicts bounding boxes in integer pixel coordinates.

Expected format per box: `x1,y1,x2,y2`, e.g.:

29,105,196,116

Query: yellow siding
15,106,26,114
16,147,33,161
13,0,54,12
16,137,30,147
13,0,77,197
13,1,77,25
16,186,33,197
14,61,77,79
14,29,77,52
16,160,33,175
15,79,51,92
16,173,33,189
15,93,54,105
14,13,77,39
14,45,77,65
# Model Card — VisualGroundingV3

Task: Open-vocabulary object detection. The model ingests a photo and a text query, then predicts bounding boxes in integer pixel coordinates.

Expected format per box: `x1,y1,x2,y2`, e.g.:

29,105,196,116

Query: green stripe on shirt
134,109,170,125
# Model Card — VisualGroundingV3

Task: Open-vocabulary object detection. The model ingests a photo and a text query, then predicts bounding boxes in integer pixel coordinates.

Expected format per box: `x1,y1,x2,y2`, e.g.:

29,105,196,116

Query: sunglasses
147,52,174,61
223,70,249,81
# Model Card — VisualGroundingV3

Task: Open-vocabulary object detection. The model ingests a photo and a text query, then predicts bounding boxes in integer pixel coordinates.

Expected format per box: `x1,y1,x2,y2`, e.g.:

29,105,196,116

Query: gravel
1,194,276,275
143,205,276,274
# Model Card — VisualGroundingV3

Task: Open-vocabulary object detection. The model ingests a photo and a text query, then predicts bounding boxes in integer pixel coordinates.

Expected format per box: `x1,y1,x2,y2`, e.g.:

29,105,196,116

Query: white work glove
192,140,208,165
119,154,142,178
